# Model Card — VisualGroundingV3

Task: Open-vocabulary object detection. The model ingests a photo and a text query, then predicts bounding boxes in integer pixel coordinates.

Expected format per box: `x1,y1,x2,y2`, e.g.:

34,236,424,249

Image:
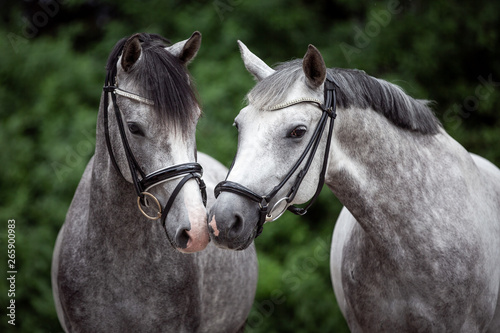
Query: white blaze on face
154,131,208,253
180,181,209,253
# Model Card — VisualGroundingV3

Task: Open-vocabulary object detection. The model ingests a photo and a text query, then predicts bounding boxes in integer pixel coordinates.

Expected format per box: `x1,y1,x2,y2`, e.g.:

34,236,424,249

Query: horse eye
289,126,307,138
127,123,144,136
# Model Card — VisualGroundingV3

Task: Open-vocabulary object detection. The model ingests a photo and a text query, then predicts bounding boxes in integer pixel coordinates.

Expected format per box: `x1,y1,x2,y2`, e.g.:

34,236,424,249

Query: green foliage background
0,0,498,332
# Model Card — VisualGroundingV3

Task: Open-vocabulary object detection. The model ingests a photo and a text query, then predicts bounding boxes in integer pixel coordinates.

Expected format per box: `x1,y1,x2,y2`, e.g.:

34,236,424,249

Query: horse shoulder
51,222,68,332
330,206,357,318
469,153,500,196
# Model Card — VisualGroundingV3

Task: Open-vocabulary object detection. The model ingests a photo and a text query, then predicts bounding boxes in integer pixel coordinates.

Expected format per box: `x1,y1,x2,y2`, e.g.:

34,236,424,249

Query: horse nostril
175,228,190,249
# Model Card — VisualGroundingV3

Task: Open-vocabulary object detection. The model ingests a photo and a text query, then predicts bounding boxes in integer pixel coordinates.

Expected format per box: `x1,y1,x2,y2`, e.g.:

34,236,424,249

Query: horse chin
208,216,256,251
210,235,254,251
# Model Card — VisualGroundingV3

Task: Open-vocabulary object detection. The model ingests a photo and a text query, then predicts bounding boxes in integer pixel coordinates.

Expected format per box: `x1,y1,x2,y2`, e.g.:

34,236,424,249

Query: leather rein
102,62,207,227
214,73,338,237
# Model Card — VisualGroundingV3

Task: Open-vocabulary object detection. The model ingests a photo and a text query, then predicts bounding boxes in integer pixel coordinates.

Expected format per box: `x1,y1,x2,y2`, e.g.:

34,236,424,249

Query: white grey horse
51,33,257,332
208,41,500,332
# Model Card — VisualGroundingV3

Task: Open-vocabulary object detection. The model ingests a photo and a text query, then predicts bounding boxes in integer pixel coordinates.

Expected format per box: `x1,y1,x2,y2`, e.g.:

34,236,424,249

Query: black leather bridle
214,73,338,237
102,59,207,228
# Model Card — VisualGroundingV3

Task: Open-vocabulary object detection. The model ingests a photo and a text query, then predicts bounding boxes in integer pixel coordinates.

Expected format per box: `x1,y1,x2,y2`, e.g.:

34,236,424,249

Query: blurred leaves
1,0,499,332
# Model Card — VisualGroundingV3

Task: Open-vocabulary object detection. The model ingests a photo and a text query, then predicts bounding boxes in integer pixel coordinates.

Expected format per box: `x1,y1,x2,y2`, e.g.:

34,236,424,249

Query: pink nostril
179,228,209,253
181,198,209,253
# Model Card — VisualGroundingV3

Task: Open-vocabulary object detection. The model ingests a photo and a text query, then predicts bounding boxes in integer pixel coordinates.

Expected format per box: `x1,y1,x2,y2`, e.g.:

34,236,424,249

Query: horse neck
325,107,469,249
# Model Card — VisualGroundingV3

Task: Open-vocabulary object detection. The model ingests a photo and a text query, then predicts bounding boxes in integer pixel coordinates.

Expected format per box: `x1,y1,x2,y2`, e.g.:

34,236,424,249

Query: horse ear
303,44,326,89
121,34,142,72
238,40,275,81
165,31,202,65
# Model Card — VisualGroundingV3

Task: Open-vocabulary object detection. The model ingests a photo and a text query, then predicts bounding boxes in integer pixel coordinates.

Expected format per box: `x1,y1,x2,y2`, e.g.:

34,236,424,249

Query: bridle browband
214,73,338,237
102,56,207,230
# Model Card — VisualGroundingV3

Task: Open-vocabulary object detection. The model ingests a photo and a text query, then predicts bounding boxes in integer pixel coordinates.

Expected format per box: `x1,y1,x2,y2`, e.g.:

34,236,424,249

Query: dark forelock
106,33,199,132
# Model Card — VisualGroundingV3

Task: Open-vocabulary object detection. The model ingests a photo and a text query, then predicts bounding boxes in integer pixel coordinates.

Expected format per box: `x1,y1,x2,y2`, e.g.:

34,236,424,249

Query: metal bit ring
137,192,162,220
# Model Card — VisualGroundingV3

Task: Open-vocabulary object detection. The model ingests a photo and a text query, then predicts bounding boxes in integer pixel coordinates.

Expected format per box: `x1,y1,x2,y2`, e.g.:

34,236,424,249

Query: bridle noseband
214,73,338,237
102,63,207,227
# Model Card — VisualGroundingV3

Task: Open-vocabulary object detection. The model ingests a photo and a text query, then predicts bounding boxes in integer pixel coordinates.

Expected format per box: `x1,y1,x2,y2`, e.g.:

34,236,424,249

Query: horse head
209,42,335,250
103,32,209,253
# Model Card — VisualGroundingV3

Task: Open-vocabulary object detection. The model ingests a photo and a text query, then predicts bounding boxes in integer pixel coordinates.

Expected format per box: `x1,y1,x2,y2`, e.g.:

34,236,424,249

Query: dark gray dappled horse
52,33,257,332
209,41,500,332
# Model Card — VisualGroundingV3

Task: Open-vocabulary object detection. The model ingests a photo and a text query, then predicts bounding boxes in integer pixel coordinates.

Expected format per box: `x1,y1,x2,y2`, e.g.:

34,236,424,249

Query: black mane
248,60,442,135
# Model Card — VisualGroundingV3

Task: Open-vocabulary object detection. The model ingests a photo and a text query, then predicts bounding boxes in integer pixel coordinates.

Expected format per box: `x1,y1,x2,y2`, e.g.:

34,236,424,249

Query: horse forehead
145,133,196,173
239,94,316,123
117,98,154,120
238,105,272,123
287,79,317,97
